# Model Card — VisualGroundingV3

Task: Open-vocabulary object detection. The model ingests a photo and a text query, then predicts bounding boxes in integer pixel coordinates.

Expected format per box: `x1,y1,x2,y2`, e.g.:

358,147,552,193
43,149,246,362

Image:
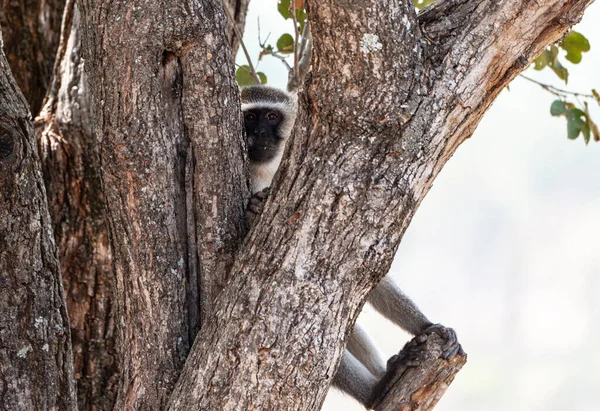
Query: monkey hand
367,324,464,408
245,187,270,226
422,323,463,360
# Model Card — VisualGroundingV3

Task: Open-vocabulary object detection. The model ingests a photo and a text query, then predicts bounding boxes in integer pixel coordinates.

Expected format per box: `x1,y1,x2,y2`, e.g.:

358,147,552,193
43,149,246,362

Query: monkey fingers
367,339,428,408
422,323,464,360
246,187,271,225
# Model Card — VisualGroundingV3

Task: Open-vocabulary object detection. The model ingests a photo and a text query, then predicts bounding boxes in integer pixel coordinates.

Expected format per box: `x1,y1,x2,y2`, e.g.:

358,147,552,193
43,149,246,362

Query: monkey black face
243,108,285,163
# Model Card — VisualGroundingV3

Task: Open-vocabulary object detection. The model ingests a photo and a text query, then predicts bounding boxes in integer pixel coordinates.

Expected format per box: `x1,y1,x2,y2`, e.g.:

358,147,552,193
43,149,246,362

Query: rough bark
28,0,250,409
75,0,247,408
0,0,66,115
34,2,118,409
372,333,467,411
166,1,593,410
0,30,76,411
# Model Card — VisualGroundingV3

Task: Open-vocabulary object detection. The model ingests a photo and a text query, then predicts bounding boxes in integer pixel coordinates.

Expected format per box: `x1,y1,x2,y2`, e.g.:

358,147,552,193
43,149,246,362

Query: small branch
371,332,467,411
519,74,596,99
260,48,293,71
257,19,293,72
288,2,300,80
221,0,261,84
287,22,312,92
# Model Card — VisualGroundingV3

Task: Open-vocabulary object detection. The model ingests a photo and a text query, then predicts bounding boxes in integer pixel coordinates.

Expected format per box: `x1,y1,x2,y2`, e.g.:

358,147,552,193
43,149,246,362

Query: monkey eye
267,113,279,121
245,113,257,121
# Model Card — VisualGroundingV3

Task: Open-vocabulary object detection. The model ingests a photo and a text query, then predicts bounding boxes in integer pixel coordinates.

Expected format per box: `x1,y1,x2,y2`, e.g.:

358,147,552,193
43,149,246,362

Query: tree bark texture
76,0,247,408
371,332,466,411
0,30,76,411
34,1,119,409
0,0,66,115
30,0,249,409
167,1,593,410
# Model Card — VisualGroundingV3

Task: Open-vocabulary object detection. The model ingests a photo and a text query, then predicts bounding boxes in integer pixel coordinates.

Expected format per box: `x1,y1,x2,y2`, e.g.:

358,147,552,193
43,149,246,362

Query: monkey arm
368,277,462,360
346,324,387,378
368,277,431,335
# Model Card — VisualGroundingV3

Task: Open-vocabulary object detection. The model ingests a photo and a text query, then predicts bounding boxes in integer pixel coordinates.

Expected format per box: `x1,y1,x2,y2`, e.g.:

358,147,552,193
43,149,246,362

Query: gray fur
346,324,386,378
334,349,379,406
368,277,432,336
337,279,432,406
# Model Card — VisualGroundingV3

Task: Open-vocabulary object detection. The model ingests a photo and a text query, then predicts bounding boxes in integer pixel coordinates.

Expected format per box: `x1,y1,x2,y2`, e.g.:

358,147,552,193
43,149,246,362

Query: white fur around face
243,95,297,194
249,149,284,194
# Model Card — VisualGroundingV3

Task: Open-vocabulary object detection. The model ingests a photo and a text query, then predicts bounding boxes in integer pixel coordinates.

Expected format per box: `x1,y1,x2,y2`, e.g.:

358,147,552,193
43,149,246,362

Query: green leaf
550,100,568,116
532,46,569,83
571,108,586,118
278,0,292,19
296,8,308,31
567,114,582,139
582,122,591,145
533,52,549,70
413,0,437,9
565,108,586,140
548,46,569,83
235,66,267,87
277,33,295,54
560,31,591,64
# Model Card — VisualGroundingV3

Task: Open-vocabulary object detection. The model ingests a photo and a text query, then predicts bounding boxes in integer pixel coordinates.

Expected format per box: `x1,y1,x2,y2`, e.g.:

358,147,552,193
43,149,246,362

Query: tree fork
167,0,593,409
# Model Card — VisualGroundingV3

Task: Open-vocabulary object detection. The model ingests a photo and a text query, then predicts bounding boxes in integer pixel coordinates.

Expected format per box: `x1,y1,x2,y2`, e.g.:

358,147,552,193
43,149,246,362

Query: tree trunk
167,0,593,410
0,0,66,114
0,29,76,411
75,0,248,408
34,2,119,409
30,0,250,409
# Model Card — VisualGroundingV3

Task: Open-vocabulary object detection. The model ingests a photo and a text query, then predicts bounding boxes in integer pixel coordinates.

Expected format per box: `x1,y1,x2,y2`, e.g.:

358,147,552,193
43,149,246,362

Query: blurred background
237,3,600,410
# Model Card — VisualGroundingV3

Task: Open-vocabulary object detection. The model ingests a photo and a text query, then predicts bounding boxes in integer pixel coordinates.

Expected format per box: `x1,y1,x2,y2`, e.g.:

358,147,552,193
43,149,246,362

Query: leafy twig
222,0,261,84
519,74,596,100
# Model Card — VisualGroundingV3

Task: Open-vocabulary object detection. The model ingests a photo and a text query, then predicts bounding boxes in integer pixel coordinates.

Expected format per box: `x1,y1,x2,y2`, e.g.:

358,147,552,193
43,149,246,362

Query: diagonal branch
167,1,594,410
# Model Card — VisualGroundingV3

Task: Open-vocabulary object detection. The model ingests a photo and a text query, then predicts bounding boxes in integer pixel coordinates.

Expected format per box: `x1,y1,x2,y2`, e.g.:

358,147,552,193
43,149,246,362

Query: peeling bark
0,29,76,411
0,0,66,114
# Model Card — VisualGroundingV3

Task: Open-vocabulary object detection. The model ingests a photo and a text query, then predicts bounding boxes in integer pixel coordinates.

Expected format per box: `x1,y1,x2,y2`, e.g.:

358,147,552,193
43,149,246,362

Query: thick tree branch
167,0,594,410
77,0,247,407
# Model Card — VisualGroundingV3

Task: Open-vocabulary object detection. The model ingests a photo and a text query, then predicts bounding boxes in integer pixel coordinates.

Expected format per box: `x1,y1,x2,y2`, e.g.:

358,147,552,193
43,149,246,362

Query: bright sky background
238,3,600,410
